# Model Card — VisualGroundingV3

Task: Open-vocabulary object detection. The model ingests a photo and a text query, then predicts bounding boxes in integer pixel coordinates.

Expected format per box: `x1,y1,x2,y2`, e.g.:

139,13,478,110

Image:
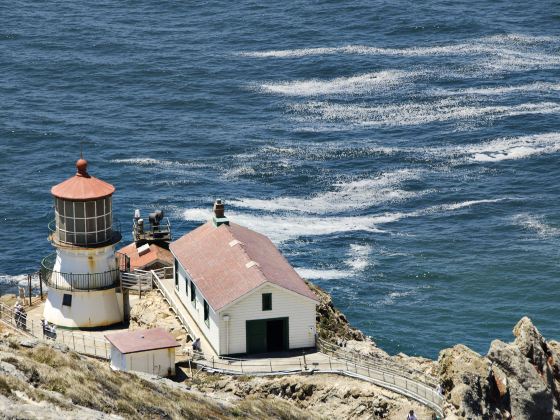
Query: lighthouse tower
41,157,124,328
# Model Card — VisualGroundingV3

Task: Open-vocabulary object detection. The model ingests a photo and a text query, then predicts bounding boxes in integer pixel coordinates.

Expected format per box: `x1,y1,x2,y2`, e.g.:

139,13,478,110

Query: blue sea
1,1,559,359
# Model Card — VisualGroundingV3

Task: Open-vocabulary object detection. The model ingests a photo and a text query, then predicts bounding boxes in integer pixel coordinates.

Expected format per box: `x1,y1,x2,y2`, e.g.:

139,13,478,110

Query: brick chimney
212,199,229,227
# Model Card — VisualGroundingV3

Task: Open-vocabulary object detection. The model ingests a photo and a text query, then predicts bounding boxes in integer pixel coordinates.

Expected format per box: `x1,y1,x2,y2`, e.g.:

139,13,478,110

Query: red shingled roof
170,221,319,311
105,328,179,354
119,242,173,271
51,159,115,201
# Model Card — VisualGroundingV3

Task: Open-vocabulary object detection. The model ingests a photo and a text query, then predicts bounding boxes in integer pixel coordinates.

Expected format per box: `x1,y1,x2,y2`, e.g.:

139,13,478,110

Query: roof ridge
227,225,268,284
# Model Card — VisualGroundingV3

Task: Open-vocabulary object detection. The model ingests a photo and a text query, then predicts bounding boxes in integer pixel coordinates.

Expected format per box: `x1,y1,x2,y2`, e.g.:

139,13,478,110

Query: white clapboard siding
175,262,221,354
217,284,316,355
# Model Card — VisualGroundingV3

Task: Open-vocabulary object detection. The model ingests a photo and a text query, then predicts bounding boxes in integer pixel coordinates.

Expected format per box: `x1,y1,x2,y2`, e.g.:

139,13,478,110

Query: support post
39,272,43,300
28,274,32,306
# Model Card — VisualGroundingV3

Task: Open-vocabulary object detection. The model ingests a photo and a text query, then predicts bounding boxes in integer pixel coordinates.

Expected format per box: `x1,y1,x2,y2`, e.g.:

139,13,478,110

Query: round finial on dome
76,158,89,176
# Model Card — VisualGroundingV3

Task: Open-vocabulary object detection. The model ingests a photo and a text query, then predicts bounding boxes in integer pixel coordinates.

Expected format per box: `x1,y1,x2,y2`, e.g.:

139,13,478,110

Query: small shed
105,328,180,377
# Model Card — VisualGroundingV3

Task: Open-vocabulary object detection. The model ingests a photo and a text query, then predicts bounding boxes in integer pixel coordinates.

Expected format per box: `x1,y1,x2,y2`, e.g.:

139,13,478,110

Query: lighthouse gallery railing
40,253,129,291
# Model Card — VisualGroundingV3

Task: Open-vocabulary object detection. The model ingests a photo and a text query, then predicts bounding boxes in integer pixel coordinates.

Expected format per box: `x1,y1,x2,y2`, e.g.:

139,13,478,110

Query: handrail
151,269,197,342
0,303,111,360
316,337,438,388
194,353,444,417
40,253,120,291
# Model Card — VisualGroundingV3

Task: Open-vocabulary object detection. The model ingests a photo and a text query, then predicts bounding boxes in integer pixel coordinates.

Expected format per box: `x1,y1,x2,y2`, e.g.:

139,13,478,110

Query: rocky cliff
439,317,560,419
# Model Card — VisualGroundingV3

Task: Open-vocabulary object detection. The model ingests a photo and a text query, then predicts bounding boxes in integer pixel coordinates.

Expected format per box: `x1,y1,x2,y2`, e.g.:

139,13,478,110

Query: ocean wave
183,198,504,242
513,214,560,238
0,274,29,285
259,70,417,96
431,82,560,97
229,169,427,214
345,244,372,271
294,268,352,280
183,208,386,243
111,158,207,169
464,133,560,162
240,34,559,59
291,100,560,128
223,165,257,179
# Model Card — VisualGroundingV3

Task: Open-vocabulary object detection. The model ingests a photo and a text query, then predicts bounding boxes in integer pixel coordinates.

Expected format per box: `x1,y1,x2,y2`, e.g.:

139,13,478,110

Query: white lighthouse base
44,288,123,328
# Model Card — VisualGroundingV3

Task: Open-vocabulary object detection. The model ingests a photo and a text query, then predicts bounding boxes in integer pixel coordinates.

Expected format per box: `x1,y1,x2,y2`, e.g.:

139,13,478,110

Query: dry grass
0,339,313,419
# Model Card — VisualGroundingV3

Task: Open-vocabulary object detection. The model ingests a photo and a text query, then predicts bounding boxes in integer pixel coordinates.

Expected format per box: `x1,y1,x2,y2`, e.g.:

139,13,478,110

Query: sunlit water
1,1,559,358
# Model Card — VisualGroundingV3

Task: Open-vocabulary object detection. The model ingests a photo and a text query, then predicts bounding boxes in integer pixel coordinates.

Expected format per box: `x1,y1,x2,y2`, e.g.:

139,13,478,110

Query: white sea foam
431,82,560,97
292,100,560,127
461,133,560,162
294,268,352,280
345,244,373,271
513,214,560,238
230,169,425,214
183,208,386,243
183,198,504,243
259,70,416,96
111,158,207,169
378,290,416,306
223,166,257,179
240,34,560,59
0,274,29,285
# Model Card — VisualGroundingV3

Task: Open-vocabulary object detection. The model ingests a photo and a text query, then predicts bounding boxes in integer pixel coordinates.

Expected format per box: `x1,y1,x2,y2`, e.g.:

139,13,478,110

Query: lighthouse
41,157,125,328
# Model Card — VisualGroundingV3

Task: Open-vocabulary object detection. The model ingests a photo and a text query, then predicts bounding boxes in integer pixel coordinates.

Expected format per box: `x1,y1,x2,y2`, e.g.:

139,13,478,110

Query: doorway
246,317,289,354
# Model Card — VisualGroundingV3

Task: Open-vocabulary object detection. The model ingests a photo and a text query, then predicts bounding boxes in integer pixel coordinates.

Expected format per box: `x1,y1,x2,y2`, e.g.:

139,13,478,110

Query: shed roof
119,242,173,271
105,328,180,354
170,221,319,311
51,158,115,201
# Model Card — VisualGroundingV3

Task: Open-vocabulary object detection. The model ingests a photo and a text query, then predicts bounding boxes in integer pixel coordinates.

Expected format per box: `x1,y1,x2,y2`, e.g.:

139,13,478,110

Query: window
174,259,179,289
190,281,196,307
262,293,272,311
62,294,72,307
203,300,209,327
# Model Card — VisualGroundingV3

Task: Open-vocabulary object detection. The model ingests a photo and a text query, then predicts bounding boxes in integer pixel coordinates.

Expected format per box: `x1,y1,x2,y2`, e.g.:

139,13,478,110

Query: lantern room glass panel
54,196,114,246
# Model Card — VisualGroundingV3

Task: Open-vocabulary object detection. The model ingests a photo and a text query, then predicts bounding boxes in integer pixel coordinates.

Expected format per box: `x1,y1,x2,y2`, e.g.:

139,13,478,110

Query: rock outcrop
129,291,189,351
439,317,560,419
307,281,366,343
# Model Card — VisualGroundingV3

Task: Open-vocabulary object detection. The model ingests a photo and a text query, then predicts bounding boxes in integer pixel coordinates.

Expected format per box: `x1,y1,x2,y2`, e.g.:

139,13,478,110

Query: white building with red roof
170,200,319,356
105,328,180,377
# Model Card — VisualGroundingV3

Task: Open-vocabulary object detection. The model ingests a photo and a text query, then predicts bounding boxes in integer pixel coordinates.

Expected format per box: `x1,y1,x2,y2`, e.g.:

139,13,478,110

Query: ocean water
1,1,559,358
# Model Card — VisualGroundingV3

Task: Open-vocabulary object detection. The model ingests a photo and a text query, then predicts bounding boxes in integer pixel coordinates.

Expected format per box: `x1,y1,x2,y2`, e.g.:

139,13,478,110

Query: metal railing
121,270,153,294
133,217,172,242
0,303,111,360
151,268,197,342
193,350,444,417
40,253,120,291
317,337,439,388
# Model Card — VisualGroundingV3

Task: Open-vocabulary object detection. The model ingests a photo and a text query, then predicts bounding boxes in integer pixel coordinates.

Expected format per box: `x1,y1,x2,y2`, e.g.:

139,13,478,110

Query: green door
246,320,267,354
246,317,289,354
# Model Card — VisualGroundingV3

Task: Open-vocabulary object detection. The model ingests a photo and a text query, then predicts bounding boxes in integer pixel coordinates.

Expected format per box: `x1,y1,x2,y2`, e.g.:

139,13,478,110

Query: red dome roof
51,158,115,201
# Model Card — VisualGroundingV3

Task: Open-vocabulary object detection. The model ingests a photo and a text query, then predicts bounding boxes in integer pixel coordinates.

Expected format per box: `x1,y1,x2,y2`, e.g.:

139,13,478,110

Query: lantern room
50,158,119,247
